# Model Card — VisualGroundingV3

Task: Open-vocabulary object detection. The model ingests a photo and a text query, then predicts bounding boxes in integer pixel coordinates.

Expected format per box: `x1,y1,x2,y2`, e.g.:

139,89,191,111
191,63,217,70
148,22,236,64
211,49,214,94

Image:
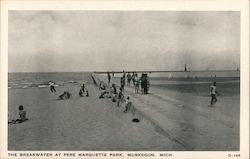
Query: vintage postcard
0,0,249,159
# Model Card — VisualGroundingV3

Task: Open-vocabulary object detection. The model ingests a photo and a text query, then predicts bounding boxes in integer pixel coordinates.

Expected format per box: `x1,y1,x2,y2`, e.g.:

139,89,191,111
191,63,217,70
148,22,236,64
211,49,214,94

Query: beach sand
8,77,182,150
8,73,239,151
99,74,240,151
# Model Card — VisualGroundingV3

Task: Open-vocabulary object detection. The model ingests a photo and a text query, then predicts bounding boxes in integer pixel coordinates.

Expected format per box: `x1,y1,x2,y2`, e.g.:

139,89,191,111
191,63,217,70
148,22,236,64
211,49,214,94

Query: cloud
8,11,240,72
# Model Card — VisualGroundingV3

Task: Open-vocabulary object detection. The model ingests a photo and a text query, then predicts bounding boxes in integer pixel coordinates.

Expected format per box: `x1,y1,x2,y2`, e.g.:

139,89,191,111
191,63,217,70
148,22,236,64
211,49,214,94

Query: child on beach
124,96,132,113
8,105,28,124
117,87,124,107
210,82,219,106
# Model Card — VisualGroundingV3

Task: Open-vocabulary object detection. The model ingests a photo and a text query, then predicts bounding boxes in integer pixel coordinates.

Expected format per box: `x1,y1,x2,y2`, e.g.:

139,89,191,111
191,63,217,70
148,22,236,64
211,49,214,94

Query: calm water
8,71,240,89
8,72,92,89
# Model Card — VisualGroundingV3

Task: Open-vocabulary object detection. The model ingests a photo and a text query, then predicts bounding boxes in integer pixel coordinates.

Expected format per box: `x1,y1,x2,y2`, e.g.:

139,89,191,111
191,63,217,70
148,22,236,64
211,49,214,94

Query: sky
8,11,240,72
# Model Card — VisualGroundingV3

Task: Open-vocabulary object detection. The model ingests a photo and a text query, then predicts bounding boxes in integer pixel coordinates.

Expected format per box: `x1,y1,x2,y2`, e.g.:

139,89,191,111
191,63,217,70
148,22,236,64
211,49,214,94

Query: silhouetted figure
184,64,187,72
107,72,111,85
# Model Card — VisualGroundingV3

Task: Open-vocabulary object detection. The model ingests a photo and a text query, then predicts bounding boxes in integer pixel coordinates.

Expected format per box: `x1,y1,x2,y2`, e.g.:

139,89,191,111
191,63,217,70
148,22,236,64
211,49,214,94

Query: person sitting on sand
124,96,132,113
210,82,219,106
65,92,72,99
99,91,112,99
8,105,28,124
79,89,88,97
58,92,67,100
117,87,124,107
79,89,84,97
99,81,106,90
79,84,89,97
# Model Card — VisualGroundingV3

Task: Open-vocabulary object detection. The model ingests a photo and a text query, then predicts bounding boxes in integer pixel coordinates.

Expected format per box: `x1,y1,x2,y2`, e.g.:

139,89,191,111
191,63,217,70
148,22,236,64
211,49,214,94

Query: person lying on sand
8,105,28,124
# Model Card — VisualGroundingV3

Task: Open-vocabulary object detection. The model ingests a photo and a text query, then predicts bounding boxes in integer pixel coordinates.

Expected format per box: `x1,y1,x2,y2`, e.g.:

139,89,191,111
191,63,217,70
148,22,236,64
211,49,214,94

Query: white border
1,0,249,159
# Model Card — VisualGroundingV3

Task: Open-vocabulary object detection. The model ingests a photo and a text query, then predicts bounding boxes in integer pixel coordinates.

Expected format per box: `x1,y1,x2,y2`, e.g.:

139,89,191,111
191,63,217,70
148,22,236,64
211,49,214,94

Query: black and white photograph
1,0,249,159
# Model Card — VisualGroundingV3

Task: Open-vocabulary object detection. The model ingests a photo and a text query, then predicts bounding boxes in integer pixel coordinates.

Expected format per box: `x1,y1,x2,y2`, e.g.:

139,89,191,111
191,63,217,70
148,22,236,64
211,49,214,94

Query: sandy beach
8,72,239,151
8,73,182,151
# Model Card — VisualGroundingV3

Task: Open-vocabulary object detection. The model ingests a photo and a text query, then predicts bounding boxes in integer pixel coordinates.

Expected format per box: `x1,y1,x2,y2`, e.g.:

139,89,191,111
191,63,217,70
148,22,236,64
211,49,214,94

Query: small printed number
228,154,240,157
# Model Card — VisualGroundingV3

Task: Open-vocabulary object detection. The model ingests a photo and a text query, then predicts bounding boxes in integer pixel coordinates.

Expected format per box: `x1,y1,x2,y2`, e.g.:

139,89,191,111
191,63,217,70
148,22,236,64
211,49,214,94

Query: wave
9,81,72,89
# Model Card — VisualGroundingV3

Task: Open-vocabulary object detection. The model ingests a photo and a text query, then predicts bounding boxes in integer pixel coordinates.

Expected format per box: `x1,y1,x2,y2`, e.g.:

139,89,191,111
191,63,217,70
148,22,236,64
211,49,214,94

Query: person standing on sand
107,72,111,85
120,76,125,92
134,74,139,93
112,83,117,95
117,87,124,107
124,96,132,113
210,82,218,106
127,73,132,86
49,81,56,92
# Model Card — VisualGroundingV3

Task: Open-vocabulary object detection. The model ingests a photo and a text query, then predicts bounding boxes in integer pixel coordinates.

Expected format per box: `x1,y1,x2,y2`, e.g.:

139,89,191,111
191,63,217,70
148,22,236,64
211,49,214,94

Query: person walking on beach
117,87,124,107
210,82,218,106
49,81,56,92
107,72,111,85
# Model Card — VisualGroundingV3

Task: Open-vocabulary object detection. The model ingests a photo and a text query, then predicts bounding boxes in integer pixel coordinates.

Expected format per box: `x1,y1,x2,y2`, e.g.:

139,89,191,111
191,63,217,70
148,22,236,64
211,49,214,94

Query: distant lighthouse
184,64,187,72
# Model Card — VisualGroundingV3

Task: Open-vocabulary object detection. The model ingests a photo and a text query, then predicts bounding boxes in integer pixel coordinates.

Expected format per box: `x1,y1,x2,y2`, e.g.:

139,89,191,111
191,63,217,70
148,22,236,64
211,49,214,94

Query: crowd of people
8,73,219,125
117,72,150,95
